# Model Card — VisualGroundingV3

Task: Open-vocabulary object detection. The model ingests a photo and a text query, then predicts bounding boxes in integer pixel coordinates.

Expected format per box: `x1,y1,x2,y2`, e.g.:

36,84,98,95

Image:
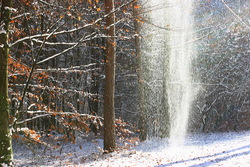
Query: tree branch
16,111,103,125
10,0,138,47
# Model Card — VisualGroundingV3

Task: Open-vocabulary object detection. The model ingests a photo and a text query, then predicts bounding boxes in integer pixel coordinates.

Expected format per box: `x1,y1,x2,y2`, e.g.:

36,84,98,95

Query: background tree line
190,0,250,133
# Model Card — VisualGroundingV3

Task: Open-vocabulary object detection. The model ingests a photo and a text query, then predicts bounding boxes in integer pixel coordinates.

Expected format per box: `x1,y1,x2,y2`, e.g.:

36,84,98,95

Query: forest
0,0,249,166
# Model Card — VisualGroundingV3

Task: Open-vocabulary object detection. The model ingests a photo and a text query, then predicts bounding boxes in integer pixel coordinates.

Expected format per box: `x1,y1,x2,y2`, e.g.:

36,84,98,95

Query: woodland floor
13,131,250,167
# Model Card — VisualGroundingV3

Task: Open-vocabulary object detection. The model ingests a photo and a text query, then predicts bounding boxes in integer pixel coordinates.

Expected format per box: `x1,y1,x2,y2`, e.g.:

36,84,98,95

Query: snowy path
85,131,250,167
14,131,250,166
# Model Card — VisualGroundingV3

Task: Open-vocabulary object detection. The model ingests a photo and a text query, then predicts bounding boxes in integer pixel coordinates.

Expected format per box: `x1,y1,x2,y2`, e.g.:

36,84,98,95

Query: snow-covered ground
14,131,250,166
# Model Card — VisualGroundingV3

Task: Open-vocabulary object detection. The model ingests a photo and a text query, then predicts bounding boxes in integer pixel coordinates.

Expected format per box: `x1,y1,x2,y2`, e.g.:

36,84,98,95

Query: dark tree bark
103,0,116,152
0,0,13,165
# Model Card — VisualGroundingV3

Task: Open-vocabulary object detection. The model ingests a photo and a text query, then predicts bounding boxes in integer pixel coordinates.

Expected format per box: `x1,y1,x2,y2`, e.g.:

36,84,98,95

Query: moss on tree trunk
0,0,13,165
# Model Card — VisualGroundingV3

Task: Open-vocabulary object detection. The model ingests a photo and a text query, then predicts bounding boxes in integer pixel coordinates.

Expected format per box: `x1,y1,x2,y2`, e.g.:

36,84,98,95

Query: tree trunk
133,1,147,141
103,0,116,152
0,0,13,165
90,37,100,115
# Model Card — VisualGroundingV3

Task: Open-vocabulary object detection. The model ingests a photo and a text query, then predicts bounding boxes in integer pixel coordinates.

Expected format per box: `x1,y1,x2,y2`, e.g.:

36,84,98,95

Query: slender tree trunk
90,37,100,115
103,0,116,152
0,0,13,165
133,1,147,141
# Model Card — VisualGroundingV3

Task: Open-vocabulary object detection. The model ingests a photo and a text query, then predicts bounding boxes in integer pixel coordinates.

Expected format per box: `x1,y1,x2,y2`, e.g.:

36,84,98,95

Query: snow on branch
16,111,103,125
0,29,7,35
32,39,77,46
11,13,30,20
36,67,99,73
16,113,50,125
32,34,123,46
36,32,96,64
10,0,137,48
36,63,99,72
4,6,17,12
10,17,104,47
9,83,99,98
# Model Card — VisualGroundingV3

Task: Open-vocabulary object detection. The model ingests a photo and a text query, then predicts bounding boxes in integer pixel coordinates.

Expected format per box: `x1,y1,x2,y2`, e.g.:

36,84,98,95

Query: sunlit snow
13,131,250,166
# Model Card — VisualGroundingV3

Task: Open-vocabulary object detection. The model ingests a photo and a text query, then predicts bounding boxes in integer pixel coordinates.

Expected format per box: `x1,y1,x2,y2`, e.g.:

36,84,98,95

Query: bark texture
0,0,13,165
103,0,116,152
